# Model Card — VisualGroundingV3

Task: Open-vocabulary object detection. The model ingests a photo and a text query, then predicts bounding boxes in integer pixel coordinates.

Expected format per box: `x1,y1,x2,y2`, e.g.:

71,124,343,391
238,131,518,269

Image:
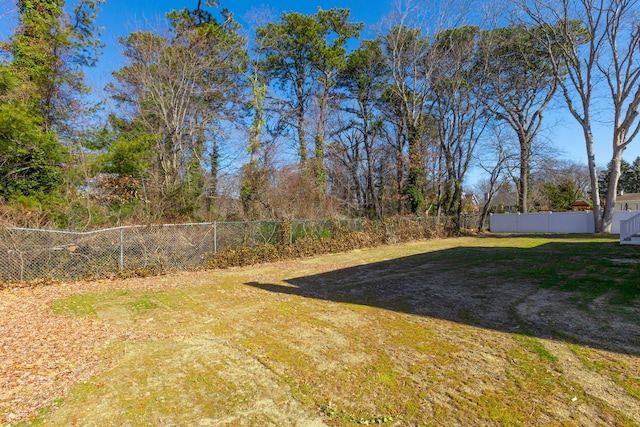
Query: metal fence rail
0,216,480,282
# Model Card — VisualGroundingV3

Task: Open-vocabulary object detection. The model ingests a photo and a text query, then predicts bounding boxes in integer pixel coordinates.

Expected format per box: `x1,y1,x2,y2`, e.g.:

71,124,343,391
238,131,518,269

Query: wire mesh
216,221,282,251
122,224,215,272
0,216,478,282
0,228,93,281
290,219,333,242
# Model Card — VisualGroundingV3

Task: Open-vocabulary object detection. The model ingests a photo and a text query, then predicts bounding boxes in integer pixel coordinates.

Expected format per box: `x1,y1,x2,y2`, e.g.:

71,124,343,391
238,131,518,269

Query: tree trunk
361,100,379,218
406,122,424,214
350,163,363,213
364,143,378,217
602,144,625,232
441,177,464,231
395,139,405,216
210,141,219,198
313,76,331,192
314,133,326,192
518,142,530,213
478,199,492,232
582,123,603,232
297,106,307,168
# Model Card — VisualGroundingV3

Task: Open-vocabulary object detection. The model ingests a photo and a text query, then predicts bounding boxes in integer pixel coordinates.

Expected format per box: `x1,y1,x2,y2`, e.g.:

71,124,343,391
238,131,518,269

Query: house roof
617,192,640,202
488,192,518,206
571,198,592,206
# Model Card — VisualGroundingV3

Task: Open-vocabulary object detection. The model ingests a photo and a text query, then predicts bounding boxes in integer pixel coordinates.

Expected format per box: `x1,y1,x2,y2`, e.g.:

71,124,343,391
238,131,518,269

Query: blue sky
1,0,639,183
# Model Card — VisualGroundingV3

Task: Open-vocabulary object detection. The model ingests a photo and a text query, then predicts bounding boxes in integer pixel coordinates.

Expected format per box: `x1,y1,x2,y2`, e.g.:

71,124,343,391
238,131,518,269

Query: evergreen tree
256,8,362,191
11,0,103,135
599,157,640,195
0,66,68,203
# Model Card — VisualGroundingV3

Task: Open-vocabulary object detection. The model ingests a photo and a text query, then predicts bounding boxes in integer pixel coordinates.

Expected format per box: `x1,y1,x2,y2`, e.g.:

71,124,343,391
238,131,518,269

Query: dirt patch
516,288,640,354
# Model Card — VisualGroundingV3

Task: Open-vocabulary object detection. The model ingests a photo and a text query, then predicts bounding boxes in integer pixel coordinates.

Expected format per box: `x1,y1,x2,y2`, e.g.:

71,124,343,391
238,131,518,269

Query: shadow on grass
247,238,640,356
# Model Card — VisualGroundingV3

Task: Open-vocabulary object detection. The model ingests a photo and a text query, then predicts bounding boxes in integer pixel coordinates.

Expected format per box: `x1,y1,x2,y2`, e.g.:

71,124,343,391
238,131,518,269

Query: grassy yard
7,234,640,426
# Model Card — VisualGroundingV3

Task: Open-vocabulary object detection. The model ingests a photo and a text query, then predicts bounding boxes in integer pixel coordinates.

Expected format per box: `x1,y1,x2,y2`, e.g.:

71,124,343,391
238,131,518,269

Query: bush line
207,217,454,269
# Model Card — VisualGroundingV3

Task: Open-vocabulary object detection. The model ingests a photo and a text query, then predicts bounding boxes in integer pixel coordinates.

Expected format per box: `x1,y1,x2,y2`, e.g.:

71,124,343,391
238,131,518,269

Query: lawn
2,234,639,426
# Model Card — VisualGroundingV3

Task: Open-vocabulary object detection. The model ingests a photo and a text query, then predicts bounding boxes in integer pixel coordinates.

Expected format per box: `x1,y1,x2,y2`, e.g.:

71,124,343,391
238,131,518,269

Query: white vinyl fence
610,210,640,233
490,210,640,234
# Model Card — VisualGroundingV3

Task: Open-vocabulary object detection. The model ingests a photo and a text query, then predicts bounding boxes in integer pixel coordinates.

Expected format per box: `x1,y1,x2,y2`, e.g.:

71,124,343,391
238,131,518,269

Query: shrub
207,217,456,270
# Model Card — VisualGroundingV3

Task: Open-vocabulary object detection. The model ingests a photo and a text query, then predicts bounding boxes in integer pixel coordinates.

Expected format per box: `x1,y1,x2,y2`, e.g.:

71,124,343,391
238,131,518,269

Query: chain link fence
0,215,480,282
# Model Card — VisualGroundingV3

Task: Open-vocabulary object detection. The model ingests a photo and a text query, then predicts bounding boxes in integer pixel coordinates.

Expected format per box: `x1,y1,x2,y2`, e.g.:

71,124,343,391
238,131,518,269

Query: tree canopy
1,0,639,230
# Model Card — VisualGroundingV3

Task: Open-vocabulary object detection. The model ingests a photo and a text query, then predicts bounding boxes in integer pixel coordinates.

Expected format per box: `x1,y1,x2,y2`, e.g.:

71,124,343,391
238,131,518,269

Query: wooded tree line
1,0,639,232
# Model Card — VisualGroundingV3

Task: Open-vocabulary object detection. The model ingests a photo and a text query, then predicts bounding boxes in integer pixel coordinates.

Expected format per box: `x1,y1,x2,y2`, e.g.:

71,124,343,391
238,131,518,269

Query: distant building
482,191,518,213
570,198,592,212
615,192,640,211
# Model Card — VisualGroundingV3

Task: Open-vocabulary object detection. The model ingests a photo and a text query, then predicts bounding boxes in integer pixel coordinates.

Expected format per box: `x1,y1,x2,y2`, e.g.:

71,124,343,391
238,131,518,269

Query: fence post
119,227,124,272
213,221,217,255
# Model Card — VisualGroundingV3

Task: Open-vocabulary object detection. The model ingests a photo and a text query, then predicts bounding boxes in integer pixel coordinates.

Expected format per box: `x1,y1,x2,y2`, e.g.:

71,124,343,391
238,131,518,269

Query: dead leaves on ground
0,278,181,425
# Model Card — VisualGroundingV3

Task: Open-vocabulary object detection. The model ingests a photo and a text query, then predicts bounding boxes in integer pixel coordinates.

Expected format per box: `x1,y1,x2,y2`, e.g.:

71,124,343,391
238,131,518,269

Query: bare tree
518,0,640,232
377,86,408,215
326,113,366,215
338,39,389,217
381,22,432,213
239,6,273,220
380,0,490,221
474,125,516,230
431,26,491,226
108,7,246,219
380,0,467,214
